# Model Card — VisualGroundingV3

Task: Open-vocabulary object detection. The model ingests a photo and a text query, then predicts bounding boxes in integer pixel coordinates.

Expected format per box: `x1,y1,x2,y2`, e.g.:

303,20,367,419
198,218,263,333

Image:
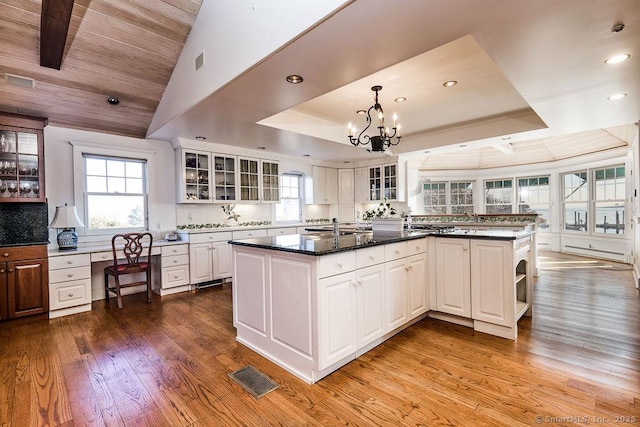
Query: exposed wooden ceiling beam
40,0,75,70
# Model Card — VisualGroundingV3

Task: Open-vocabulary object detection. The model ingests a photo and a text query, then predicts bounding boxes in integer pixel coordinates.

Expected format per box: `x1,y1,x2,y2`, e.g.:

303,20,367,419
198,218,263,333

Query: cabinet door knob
67,273,74,278
337,263,343,268
0,268,5,273
68,293,74,297
369,256,375,260
173,260,178,263
8,268,14,273
174,275,179,279
2,253,8,257
67,260,73,264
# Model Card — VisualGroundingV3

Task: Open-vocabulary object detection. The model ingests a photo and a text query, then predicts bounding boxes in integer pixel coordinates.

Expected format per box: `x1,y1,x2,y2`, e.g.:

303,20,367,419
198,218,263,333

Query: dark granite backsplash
0,203,49,246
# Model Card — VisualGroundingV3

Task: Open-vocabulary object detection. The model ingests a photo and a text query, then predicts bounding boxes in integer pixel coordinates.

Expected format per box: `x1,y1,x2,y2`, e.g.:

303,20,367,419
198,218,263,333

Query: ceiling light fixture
286,74,303,84
443,80,457,87
106,96,120,105
608,93,627,100
394,97,406,103
356,110,366,115
347,85,401,153
605,54,630,64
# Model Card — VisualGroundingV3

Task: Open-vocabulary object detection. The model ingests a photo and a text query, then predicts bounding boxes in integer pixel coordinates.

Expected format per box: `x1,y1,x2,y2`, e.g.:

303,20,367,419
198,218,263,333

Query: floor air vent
3,73,36,89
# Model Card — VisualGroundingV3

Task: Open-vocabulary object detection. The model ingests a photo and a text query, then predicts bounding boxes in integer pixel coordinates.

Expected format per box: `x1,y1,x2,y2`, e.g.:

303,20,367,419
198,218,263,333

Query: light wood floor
1,251,639,426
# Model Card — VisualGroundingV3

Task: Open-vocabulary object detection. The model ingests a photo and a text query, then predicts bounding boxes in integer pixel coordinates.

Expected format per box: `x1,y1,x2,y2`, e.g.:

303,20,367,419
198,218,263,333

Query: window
485,179,513,214
594,166,625,234
423,182,446,214
84,155,147,232
450,182,474,214
275,173,302,222
562,171,588,232
517,176,550,230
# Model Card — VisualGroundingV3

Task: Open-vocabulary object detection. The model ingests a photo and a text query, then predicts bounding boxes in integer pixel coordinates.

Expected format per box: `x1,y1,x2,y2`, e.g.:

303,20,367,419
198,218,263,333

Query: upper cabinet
239,157,279,202
305,166,338,204
338,169,355,204
355,160,406,203
0,115,46,203
176,148,279,204
176,149,212,203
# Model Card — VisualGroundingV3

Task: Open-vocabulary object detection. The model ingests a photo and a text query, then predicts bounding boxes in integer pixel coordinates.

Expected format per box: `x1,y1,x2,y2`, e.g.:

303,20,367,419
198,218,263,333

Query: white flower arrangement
362,199,397,221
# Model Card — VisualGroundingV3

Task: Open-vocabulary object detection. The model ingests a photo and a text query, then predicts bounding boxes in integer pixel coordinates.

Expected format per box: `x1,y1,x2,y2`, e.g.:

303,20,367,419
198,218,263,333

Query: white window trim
273,173,303,224
71,141,156,236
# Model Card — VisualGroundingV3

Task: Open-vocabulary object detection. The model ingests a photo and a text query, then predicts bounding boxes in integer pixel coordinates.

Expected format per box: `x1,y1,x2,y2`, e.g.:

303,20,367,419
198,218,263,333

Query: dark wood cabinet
0,114,46,203
0,245,49,320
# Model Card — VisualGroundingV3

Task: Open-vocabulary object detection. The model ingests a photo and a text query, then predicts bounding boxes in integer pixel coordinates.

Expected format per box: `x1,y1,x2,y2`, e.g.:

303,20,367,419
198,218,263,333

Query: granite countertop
229,229,535,256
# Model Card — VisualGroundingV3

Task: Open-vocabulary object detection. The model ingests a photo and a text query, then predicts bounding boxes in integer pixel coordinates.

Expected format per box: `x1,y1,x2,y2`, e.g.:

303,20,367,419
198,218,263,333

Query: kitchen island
230,228,534,384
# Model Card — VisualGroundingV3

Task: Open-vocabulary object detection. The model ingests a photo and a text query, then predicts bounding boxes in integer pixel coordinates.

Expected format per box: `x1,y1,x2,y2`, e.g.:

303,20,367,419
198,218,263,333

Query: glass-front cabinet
356,160,406,203
239,157,279,202
262,161,279,202
213,156,236,201
178,149,211,202
0,118,45,203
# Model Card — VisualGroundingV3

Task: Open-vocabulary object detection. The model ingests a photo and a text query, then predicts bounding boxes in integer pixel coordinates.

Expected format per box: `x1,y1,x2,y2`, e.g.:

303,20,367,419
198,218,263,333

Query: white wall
44,125,177,246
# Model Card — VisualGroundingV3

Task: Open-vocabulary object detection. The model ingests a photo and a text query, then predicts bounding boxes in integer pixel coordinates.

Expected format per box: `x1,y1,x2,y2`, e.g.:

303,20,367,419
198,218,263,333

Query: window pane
108,177,126,193
127,177,143,193
595,201,625,235
564,202,588,232
126,162,143,178
87,176,107,192
107,160,126,177
86,158,106,175
86,195,145,229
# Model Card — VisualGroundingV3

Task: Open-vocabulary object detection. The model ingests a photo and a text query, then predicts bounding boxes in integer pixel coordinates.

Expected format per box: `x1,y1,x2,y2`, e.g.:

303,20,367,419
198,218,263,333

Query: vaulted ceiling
0,0,201,137
0,0,638,168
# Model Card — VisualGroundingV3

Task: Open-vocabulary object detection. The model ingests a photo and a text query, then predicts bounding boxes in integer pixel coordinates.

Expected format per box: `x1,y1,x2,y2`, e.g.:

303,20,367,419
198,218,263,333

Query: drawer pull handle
174,275,179,279
2,253,8,257
67,260,73,264
68,293,74,297
395,250,400,254
369,256,375,260
67,273,74,278
173,249,178,253
337,263,343,268
173,260,178,263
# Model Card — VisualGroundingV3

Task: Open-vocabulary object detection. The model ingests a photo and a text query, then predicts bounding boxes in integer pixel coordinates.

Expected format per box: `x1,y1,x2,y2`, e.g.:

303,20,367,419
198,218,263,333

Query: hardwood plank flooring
0,250,639,426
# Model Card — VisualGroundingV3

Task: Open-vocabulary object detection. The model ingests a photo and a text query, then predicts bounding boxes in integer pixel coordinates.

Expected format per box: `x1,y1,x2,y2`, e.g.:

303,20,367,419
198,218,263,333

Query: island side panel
233,249,267,334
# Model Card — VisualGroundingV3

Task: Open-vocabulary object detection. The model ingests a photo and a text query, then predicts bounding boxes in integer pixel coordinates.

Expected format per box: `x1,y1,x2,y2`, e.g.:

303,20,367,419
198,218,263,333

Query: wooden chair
104,232,153,309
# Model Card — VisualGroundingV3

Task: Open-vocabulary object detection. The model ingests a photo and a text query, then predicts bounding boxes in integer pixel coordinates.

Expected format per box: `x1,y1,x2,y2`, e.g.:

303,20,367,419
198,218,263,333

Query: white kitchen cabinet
317,272,357,370
407,253,428,317
355,160,406,202
306,166,338,204
176,149,212,203
384,258,408,331
154,244,190,295
355,264,386,348
267,227,298,236
338,169,355,203
188,232,233,285
212,155,237,202
238,157,279,202
435,237,471,317
48,253,91,319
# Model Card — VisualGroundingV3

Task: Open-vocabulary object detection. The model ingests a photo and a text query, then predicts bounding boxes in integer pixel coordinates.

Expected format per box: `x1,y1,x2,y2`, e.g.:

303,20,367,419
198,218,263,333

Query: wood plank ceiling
0,0,202,138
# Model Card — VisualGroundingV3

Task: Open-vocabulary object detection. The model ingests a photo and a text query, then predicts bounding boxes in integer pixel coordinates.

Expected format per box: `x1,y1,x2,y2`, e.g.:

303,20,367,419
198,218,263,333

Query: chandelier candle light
348,85,401,152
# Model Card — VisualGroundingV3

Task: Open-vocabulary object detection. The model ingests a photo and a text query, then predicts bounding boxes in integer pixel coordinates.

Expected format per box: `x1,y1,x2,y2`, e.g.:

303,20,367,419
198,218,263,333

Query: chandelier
348,85,401,152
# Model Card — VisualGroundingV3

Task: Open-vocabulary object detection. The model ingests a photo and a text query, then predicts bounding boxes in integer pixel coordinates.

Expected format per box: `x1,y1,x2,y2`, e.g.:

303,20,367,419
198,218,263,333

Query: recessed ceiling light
356,109,366,115
106,96,120,105
302,154,310,157
286,74,303,84
443,80,457,88
394,97,407,103
605,54,630,64
501,136,511,141
460,144,467,148
343,161,350,163
608,93,627,100
257,146,266,150
424,150,430,154
195,136,206,140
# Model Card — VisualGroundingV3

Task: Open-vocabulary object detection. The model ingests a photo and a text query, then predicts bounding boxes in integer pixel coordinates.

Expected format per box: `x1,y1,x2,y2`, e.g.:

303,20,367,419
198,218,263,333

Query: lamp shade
49,205,84,229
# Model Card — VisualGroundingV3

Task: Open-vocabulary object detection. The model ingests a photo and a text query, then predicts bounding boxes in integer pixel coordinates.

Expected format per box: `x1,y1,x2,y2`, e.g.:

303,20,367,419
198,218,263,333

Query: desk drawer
91,247,160,262
161,265,189,289
50,279,91,310
49,254,90,270
161,244,189,256
162,254,189,267
49,266,91,284
190,232,232,244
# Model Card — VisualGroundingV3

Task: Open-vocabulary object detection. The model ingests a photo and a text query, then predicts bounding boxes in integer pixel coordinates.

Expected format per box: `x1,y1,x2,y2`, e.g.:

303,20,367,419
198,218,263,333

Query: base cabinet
186,232,232,285
1,245,48,320
49,253,91,319
435,238,471,317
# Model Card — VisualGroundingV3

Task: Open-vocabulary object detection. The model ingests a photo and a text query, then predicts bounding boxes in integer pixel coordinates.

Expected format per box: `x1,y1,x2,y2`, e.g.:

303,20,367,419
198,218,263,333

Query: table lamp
50,204,84,250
